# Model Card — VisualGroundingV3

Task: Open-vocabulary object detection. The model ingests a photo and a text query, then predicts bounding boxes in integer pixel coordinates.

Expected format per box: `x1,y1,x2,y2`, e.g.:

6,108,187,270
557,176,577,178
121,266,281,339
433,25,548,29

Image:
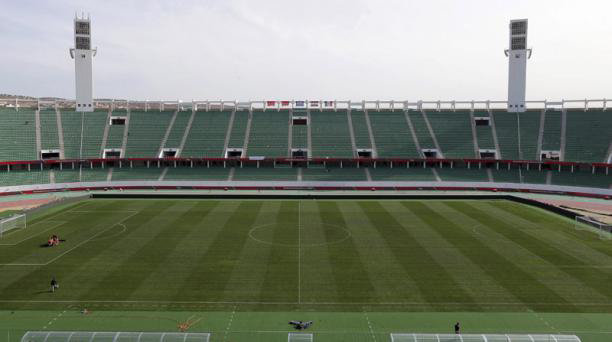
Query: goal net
0,213,26,238
390,334,581,342
21,331,210,342
288,332,313,342
575,215,612,240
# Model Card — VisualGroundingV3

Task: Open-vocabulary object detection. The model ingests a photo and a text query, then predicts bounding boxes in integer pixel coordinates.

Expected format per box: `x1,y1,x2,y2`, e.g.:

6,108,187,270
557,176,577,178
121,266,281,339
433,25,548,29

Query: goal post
390,333,581,342
0,213,26,238
575,215,612,240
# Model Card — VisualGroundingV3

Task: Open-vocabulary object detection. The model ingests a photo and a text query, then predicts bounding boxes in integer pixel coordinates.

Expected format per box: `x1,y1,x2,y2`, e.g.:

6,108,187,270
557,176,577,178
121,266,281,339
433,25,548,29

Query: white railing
0,98,609,112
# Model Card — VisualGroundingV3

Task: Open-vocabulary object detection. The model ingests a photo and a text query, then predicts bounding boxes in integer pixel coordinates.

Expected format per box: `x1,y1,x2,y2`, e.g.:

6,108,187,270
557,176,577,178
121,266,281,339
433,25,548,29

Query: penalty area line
362,307,377,342
222,305,237,342
0,221,67,246
43,211,139,265
0,210,140,266
0,299,610,306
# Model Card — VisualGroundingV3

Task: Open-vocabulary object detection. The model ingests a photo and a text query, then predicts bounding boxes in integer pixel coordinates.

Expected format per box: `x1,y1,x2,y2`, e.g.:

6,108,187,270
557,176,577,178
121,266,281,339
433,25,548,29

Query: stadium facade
0,17,609,197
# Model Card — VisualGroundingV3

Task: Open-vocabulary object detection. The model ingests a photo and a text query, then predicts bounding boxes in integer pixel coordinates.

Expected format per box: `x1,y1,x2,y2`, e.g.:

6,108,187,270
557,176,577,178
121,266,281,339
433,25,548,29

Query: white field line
144,329,612,335
0,299,610,306
0,200,89,241
42,310,66,330
528,309,559,333
68,210,139,213
222,306,237,342
0,202,121,245
362,308,377,342
298,200,301,304
0,210,139,266
0,221,66,246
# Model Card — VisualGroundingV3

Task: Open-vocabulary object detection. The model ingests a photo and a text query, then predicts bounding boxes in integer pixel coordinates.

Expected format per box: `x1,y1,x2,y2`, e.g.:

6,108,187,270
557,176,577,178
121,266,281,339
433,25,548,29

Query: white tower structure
69,14,96,112
505,19,531,112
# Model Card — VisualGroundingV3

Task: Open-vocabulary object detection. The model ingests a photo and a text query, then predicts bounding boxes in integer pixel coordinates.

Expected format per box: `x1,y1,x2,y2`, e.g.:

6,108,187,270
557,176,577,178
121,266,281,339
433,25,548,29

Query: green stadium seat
565,109,611,162
164,167,229,181
369,110,419,157
125,111,173,157
233,167,297,181
310,111,353,158
350,111,372,149
369,167,436,181
39,109,60,151
182,111,231,157
0,108,37,161
247,110,289,157
426,110,475,158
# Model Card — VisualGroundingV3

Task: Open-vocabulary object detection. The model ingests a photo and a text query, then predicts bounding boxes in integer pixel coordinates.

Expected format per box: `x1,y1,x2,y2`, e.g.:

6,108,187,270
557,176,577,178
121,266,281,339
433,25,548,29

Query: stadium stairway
39,109,61,154
226,110,249,152
310,111,353,158
104,110,128,151
125,111,173,157
426,110,476,159
291,119,308,151
0,106,611,165
181,110,231,157
474,113,496,151
350,110,373,152
518,110,541,160
407,110,436,153
247,110,289,157
368,110,420,157
491,111,519,160
162,110,191,154
541,110,562,154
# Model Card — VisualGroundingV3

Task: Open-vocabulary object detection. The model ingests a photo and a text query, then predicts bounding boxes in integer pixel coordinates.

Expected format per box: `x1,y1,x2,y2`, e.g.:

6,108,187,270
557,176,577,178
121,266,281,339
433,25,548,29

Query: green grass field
1,198,612,341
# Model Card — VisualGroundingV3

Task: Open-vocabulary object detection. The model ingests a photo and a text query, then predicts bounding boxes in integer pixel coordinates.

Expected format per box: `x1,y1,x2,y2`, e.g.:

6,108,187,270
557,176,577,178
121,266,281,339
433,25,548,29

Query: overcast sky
1,0,611,101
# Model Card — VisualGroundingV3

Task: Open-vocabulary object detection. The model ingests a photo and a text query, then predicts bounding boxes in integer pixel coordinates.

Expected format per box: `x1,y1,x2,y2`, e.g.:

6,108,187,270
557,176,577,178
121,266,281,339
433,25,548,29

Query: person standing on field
50,277,59,293
454,322,460,334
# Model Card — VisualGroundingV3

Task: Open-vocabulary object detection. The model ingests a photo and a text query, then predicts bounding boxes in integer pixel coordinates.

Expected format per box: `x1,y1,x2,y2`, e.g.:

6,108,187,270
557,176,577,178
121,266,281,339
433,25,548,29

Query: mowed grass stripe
487,201,612,264
358,201,478,306
164,201,244,302
177,201,264,301
223,201,281,302
0,201,174,307
406,201,577,311
101,201,223,300
77,201,201,300
451,202,612,301
317,201,376,303
300,201,340,303
382,201,519,305
258,201,299,302
439,201,609,304
337,201,426,304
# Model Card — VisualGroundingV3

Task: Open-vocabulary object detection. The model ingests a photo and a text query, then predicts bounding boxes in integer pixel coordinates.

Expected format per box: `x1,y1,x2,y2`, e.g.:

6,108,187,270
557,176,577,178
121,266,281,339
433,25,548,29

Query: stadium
1,4,611,342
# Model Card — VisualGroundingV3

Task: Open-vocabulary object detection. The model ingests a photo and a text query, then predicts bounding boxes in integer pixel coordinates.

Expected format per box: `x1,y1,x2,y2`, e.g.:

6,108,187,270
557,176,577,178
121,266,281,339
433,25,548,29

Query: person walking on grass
50,277,59,293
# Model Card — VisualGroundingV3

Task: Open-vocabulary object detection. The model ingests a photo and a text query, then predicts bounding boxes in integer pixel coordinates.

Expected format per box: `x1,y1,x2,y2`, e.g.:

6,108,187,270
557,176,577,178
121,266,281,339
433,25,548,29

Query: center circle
248,223,351,247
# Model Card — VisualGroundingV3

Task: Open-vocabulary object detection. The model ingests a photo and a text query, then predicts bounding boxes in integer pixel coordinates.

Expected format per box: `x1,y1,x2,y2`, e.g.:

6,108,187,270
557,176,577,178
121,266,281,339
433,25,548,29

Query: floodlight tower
69,14,96,112
505,19,531,112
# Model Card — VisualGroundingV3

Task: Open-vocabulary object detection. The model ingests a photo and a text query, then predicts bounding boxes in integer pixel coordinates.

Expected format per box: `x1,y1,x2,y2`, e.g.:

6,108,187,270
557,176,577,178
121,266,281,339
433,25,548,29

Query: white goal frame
288,332,313,342
0,213,26,238
21,331,210,342
575,215,612,239
390,333,581,342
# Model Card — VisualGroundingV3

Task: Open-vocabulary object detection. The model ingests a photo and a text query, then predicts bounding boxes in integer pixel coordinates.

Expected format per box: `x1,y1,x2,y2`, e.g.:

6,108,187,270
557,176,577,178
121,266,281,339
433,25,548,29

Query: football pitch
1,197,612,342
